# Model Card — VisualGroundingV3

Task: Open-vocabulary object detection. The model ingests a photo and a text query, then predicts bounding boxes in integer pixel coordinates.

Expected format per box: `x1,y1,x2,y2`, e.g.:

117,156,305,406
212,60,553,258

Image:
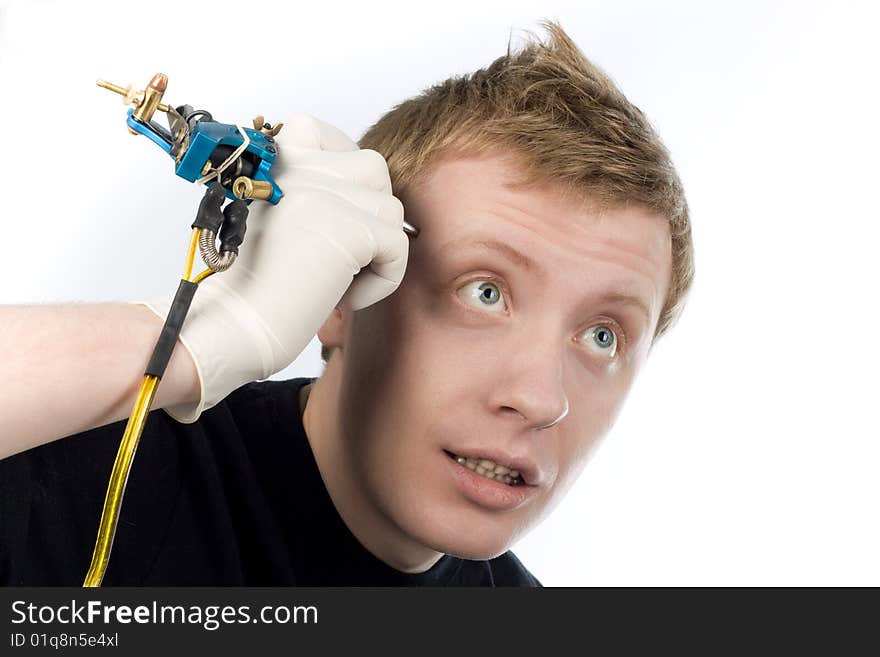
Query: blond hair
322,20,693,363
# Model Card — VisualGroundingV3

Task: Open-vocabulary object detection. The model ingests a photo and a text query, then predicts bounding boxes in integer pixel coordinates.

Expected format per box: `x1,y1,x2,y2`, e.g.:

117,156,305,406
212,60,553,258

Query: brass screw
96,79,171,113
233,176,273,200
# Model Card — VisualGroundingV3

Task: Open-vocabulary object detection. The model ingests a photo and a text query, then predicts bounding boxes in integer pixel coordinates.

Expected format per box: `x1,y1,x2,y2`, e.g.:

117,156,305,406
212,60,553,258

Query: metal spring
198,229,237,272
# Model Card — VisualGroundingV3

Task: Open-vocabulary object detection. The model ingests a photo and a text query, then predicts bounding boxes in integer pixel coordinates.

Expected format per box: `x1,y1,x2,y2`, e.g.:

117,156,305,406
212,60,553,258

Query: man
0,21,692,585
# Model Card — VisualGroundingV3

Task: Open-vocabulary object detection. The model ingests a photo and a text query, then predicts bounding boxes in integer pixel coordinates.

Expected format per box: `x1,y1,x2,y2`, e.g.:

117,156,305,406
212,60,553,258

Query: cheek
342,286,506,468
550,369,636,480
365,280,486,375
562,424,605,477
340,290,458,430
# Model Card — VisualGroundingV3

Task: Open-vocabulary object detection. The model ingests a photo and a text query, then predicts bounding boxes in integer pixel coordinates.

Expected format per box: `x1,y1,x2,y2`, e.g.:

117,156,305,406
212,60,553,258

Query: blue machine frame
125,108,283,205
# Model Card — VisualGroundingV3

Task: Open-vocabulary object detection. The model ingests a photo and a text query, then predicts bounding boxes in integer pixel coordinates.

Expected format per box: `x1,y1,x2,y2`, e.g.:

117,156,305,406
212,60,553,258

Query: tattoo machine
83,72,418,588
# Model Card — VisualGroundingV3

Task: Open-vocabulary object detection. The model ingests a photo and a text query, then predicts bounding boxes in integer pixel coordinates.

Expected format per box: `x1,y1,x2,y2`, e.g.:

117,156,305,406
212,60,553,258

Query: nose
489,332,570,431
538,397,569,429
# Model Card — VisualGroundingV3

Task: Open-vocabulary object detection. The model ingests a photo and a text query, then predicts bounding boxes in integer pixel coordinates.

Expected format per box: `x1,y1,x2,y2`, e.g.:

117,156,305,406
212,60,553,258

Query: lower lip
443,452,538,511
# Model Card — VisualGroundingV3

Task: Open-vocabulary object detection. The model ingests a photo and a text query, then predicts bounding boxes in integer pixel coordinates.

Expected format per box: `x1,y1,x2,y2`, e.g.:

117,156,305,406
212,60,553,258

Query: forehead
403,152,672,313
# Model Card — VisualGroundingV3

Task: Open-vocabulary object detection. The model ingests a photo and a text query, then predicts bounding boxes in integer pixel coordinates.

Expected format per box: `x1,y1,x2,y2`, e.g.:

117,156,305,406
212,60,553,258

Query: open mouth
443,450,526,487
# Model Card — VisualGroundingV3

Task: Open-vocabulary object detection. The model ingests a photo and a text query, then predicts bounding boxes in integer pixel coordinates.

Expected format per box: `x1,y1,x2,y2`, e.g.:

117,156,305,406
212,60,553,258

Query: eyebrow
439,237,653,327
440,237,544,273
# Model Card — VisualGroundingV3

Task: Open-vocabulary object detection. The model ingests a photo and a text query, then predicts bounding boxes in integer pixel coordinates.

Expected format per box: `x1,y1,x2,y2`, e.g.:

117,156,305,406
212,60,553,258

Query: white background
1,0,877,586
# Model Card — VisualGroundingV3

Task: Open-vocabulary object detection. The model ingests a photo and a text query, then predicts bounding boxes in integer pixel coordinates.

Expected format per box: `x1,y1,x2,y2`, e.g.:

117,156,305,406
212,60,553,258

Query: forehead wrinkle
480,187,667,283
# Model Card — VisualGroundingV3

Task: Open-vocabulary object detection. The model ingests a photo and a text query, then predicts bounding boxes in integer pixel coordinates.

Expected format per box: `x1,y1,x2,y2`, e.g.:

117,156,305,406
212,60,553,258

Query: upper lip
445,447,545,487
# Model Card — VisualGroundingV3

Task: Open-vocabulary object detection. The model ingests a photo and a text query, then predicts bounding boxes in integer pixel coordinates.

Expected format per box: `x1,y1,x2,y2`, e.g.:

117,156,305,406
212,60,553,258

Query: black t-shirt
0,377,541,586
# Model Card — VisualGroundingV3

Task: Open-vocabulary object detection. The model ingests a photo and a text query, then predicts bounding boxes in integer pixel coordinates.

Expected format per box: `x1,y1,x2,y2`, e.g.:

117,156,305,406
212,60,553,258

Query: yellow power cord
82,228,215,587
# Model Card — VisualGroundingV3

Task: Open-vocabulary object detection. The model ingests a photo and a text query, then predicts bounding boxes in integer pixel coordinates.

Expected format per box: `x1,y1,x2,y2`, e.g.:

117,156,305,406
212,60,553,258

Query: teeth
448,451,524,486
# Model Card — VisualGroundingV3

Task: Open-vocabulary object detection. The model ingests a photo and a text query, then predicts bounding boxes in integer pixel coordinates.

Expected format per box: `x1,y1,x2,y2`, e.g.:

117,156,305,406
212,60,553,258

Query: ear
317,305,349,352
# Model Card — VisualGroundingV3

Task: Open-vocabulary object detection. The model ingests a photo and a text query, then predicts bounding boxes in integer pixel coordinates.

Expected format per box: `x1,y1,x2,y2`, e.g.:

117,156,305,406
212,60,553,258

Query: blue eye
458,280,507,313
582,324,618,358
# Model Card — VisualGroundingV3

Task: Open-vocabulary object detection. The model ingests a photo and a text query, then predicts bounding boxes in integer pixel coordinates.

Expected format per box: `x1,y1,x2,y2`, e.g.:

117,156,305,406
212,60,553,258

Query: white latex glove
136,113,409,423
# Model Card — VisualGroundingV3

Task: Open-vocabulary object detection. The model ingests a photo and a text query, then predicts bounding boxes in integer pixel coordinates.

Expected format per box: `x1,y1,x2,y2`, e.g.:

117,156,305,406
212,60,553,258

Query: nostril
500,407,527,422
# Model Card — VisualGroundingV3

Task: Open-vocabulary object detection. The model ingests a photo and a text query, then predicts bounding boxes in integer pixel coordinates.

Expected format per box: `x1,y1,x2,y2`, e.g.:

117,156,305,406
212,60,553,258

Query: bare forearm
0,302,199,460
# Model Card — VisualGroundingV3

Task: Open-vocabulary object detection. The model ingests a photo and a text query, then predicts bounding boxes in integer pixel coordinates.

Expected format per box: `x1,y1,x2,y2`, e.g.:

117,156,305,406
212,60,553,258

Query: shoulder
220,377,308,416
196,377,310,434
487,551,543,587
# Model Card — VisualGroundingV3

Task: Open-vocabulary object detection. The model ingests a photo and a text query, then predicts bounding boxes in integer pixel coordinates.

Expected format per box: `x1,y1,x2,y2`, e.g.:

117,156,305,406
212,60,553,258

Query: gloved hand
136,113,409,423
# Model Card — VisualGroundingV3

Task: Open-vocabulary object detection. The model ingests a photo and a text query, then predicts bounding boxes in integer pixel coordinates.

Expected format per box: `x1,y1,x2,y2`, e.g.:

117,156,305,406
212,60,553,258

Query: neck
301,358,444,574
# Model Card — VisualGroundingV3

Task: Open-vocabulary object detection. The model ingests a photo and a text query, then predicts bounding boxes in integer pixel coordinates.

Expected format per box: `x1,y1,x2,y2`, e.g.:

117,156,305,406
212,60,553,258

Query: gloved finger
275,113,359,151
340,220,410,311
280,174,404,227
275,148,392,194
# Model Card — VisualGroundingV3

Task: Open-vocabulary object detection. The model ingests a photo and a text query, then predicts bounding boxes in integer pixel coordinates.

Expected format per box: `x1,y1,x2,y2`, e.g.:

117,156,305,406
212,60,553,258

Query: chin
428,534,512,562
405,507,518,561
374,457,537,562
446,543,511,561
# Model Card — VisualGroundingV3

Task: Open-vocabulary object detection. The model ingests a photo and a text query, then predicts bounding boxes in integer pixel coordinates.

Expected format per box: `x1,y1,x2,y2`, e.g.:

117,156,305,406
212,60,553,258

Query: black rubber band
191,182,226,232
145,279,199,379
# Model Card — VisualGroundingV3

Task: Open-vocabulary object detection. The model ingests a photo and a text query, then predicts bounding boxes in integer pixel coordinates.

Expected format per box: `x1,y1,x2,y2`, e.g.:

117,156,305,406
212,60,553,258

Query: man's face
330,151,671,560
